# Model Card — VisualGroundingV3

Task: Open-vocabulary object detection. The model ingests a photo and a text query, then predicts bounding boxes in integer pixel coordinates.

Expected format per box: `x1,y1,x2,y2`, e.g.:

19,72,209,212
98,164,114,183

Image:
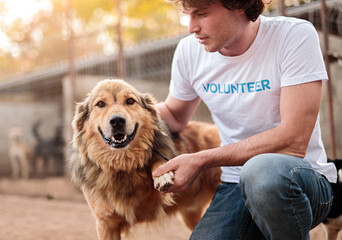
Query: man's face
183,1,247,54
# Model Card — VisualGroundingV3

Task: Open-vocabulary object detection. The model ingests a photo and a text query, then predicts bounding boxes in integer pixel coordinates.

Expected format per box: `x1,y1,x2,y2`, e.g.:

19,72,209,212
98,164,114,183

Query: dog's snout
110,115,126,130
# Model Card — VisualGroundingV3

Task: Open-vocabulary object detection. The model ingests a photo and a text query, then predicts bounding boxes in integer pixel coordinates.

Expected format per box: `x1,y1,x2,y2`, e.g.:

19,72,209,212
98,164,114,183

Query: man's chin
203,44,218,53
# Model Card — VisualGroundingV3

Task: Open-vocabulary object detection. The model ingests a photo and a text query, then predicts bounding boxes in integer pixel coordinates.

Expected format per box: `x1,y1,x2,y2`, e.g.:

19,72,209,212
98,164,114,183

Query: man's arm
153,80,323,192
157,95,201,132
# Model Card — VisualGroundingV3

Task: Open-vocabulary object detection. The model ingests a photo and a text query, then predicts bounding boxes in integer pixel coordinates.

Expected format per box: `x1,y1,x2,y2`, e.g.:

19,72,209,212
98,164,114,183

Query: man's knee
240,154,276,189
240,154,297,200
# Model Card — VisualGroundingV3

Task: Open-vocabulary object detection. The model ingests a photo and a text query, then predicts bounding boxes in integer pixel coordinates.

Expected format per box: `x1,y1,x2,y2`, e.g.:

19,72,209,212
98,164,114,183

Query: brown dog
69,79,221,240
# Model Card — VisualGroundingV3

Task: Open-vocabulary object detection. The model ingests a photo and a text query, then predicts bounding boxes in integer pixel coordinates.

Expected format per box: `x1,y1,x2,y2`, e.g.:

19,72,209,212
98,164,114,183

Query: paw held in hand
154,171,175,192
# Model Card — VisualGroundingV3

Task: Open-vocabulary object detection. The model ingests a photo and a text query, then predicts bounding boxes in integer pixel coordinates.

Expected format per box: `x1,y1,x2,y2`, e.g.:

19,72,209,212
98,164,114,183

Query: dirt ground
0,177,340,240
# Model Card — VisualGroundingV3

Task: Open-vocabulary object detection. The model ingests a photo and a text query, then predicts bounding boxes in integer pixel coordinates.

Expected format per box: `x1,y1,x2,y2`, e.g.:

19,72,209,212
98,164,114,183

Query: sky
0,0,52,25
0,0,52,53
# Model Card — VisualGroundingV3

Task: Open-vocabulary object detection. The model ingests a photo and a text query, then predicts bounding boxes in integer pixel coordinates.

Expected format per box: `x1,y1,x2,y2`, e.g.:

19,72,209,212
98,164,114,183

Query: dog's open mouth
99,124,138,149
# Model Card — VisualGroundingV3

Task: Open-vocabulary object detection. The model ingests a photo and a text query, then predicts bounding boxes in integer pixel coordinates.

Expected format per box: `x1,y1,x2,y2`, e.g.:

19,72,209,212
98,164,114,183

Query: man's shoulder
260,15,315,39
176,34,206,57
178,34,198,46
261,15,312,29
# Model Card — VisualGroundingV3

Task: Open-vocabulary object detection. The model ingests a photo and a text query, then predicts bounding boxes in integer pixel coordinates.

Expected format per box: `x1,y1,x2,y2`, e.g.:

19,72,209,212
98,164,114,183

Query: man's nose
188,17,200,34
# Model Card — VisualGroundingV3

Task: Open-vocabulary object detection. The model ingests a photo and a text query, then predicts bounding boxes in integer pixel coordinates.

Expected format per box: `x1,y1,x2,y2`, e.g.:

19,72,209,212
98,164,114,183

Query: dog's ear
72,97,90,134
141,93,158,117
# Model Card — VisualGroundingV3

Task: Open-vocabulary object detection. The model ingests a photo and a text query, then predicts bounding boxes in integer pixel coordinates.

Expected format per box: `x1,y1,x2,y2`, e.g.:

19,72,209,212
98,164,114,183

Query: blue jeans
190,153,333,240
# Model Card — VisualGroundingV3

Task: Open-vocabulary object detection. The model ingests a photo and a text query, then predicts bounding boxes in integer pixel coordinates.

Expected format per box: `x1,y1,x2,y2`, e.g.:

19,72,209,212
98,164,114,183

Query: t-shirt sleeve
279,21,328,87
169,38,199,101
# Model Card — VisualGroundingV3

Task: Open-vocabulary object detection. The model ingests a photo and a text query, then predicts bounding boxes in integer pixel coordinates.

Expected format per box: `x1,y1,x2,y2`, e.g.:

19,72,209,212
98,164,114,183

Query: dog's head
8,127,24,143
72,79,164,171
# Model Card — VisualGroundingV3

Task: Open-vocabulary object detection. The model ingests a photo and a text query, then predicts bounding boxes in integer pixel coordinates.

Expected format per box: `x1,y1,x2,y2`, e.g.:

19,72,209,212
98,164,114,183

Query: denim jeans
190,153,333,240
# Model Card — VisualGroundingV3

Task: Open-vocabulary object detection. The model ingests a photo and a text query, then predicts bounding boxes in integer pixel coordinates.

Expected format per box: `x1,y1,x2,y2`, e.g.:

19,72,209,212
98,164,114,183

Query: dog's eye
126,98,135,105
96,101,106,108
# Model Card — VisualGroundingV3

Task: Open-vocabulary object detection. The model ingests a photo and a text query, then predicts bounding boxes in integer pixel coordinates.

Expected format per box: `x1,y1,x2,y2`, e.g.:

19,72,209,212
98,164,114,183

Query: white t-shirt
169,16,337,183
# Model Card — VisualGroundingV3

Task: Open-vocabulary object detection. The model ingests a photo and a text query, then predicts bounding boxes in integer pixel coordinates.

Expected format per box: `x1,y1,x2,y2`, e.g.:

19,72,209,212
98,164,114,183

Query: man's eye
126,98,135,105
96,101,105,108
197,12,207,17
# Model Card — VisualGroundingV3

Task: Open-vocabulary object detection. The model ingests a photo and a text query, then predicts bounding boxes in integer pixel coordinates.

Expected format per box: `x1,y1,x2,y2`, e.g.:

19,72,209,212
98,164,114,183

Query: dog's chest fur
81,161,165,225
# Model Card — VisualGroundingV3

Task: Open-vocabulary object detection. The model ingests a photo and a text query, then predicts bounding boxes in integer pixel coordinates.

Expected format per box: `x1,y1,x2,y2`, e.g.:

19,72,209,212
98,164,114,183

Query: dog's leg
10,156,20,179
83,189,123,240
151,161,174,192
178,208,203,230
178,192,211,230
19,152,30,179
323,215,342,240
96,219,121,240
323,224,339,240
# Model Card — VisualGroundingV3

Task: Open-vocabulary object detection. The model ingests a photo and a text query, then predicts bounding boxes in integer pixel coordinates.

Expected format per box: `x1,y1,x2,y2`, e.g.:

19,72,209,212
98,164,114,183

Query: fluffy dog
323,158,342,240
8,127,32,179
69,79,221,240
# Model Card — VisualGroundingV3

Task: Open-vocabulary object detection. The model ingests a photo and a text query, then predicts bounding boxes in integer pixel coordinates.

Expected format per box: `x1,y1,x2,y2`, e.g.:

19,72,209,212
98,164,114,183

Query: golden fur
69,79,221,240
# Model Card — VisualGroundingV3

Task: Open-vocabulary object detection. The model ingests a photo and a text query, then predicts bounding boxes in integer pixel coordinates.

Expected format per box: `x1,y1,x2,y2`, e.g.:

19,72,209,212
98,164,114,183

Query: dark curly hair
172,0,265,22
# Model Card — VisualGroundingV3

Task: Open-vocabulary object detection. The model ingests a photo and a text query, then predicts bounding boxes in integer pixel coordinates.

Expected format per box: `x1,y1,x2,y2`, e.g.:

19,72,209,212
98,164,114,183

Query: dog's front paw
154,171,175,192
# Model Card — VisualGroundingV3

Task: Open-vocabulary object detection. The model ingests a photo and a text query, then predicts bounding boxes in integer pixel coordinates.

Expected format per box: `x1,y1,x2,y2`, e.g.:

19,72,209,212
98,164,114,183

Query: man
152,0,338,239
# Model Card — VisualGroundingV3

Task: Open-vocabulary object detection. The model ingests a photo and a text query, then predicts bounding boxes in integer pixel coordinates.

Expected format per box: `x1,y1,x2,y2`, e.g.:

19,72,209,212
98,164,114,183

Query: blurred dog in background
8,127,32,179
31,121,64,177
322,158,342,240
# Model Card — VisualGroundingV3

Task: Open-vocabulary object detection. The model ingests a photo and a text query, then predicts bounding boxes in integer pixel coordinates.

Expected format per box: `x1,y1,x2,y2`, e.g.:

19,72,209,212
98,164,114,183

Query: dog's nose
109,115,126,130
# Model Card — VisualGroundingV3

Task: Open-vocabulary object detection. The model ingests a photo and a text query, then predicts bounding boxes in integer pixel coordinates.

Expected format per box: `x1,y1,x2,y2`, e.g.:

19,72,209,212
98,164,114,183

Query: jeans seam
237,212,251,240
312,176,334,227
288,166,309,240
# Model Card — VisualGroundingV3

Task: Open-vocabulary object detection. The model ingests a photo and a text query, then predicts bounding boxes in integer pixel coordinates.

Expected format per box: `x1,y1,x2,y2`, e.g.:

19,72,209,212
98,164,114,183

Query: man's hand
152,153,201,193
153,171,174,192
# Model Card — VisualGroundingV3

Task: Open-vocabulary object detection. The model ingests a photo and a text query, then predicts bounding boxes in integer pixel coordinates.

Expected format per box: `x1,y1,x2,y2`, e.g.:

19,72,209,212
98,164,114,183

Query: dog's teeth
111,135,128,144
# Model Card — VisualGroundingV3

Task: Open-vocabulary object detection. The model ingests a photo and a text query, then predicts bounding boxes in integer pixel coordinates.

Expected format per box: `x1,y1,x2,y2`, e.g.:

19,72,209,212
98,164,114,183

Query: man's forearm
194,124,310,171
